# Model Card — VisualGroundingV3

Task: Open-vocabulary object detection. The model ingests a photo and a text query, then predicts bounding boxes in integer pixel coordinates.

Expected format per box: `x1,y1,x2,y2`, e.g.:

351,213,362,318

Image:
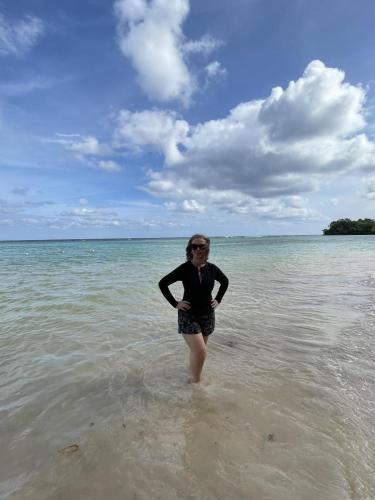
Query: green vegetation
323,218,375,235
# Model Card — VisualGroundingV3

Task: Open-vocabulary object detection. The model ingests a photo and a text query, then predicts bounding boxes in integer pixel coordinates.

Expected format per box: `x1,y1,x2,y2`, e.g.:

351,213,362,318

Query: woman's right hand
176,300,191,311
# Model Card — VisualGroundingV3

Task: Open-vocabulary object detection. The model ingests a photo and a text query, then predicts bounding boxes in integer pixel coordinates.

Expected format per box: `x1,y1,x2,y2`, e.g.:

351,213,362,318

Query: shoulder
160,262,186,279
206,262,220,272
175,261,191,274
207,262,227,277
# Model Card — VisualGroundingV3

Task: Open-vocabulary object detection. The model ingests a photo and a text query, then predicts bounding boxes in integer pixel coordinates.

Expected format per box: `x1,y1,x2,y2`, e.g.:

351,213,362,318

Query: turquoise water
1,236,375,499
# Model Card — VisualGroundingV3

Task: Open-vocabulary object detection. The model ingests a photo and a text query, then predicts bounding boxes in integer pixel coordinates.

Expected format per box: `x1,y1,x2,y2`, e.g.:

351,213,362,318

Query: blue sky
1,0,375,239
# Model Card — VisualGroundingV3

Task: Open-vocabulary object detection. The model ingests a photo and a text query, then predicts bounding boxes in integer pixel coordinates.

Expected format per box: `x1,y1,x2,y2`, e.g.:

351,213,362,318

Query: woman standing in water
159,234,229,383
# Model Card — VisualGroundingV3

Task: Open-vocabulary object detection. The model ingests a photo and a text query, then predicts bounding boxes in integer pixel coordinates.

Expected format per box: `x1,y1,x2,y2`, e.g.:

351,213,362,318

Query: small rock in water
89,422,95,427
267,433,275,442
59,443,80,453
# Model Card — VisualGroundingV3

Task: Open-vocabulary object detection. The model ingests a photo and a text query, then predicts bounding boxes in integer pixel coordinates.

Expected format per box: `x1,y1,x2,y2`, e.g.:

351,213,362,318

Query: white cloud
117,61,375,218
65,136,112,156
1,193,190,232
56,133,82,138
150,174,320,220
2,202,187,231
182,199,205,213
114,0,223,104
97,160,122,172
114,0,148,23
164,199,205,213
114,109,189,165
52,135,123,172
114,0,194,104
205,61,227,79
0,13,44,57
58,207,124,227
363,176,375,199
183,35,223,56
227,196,321,221
259,60,366,141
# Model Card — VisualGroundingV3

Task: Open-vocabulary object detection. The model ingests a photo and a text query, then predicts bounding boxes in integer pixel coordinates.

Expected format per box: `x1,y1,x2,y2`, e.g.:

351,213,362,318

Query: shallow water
1,236,375,499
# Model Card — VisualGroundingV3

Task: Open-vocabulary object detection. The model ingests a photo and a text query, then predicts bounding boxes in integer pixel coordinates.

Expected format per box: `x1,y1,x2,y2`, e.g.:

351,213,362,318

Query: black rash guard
159,261,229,315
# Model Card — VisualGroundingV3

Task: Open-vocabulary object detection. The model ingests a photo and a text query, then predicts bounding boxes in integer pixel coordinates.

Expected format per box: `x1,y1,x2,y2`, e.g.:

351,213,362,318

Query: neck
192,257,205,267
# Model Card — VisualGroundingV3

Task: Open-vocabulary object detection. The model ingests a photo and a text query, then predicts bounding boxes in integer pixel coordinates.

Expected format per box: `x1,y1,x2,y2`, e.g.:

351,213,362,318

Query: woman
159,234,229,383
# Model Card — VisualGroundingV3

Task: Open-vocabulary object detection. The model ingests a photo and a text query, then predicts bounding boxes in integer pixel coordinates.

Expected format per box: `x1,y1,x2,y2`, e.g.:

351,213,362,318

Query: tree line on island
323,218,375,235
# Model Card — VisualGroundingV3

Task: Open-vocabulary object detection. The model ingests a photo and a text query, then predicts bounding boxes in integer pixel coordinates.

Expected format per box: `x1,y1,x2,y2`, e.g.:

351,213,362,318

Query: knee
195,345,207,359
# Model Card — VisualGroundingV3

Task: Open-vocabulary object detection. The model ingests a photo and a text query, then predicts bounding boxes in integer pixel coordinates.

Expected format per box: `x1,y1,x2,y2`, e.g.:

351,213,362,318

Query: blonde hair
185,234,210,261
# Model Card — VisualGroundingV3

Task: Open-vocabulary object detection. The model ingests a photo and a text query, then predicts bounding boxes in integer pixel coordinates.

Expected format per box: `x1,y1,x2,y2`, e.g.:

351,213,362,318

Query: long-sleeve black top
159,261,229,315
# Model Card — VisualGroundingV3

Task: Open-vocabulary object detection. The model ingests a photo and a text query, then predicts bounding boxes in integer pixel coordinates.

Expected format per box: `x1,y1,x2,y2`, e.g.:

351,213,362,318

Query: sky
1,0,375,240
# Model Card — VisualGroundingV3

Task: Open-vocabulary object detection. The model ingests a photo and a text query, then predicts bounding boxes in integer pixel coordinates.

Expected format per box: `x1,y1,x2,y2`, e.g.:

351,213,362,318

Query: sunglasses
191,244,208,250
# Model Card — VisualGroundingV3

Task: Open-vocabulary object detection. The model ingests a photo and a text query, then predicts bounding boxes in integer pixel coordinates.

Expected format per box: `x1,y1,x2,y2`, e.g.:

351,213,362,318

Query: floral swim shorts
178,309,215,336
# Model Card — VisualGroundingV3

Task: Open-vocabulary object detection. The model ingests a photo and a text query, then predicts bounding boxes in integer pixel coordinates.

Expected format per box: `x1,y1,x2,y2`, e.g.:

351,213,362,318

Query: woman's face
191,237,209,260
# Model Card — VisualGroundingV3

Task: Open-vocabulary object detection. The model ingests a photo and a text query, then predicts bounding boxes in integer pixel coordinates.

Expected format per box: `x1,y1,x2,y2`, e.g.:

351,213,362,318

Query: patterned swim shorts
178,309,215,336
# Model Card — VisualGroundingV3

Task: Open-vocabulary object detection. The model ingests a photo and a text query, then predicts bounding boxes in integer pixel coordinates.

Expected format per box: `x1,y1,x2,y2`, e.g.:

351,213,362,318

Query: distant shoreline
0,234,336,243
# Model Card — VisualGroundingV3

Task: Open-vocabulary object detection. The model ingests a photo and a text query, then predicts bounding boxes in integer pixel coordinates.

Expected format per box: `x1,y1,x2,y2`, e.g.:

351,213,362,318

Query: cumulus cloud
228,196,321,221
182,199,205,213
363,176,375,200
0,13,44,57
114,109,189,165
259,60,366,141
112,60,375,218
150,173,320,220
114,0,193,103
114,0,223,104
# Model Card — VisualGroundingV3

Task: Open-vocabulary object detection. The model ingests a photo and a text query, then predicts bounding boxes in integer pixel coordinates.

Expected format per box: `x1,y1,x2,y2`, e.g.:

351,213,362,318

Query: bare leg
182,333,207,383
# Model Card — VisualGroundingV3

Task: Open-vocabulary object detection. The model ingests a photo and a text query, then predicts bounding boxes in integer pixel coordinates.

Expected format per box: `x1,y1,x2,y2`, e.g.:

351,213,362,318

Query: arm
158,265,183,308
214,266,229,304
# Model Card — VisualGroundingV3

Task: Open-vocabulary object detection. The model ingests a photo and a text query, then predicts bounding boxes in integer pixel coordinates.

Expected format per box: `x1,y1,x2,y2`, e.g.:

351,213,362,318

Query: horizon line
0,233,322,243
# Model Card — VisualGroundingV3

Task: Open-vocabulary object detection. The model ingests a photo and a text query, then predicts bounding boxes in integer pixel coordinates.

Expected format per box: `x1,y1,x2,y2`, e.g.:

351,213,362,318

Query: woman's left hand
211,299,219,309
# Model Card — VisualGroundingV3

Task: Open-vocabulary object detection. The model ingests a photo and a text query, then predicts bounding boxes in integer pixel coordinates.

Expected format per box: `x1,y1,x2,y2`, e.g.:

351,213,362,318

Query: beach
1,236,375,499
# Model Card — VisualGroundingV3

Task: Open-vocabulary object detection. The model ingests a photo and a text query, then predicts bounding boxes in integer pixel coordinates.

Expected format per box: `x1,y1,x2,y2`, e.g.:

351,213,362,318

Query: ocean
1,236,375,499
